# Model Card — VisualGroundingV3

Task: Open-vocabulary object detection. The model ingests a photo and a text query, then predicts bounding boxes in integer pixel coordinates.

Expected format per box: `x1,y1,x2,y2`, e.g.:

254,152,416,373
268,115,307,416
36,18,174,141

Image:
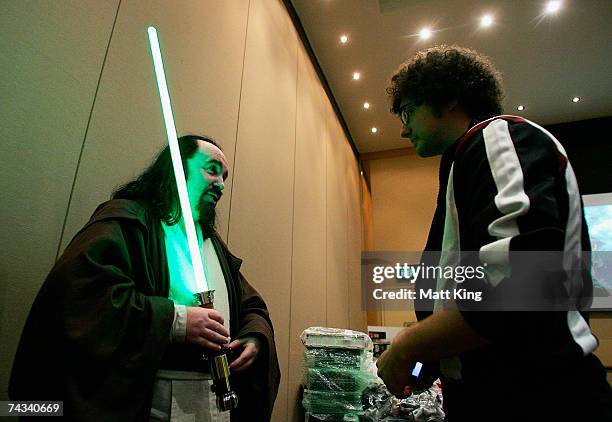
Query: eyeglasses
399,103,417,126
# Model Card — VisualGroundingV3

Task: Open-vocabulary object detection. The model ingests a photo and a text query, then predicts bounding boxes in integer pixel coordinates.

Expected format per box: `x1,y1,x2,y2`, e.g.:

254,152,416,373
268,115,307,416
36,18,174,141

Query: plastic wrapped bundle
303,389,363,417
303,367,375,392
305,412,359,422
301,327,373,350
361,381,444,422
301,327,377,420
303,347,365,370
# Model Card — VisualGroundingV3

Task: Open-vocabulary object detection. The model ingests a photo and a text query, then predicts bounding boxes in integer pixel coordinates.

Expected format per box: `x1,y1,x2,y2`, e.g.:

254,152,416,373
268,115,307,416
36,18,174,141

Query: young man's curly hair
388,45,504,119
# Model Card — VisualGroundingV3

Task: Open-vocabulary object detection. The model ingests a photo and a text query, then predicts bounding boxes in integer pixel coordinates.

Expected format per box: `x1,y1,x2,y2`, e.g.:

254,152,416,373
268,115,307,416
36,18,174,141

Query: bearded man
10,135,280,421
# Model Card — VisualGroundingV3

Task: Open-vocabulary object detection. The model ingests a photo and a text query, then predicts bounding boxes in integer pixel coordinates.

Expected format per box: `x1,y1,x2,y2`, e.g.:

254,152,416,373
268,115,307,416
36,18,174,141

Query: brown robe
10,199,280,421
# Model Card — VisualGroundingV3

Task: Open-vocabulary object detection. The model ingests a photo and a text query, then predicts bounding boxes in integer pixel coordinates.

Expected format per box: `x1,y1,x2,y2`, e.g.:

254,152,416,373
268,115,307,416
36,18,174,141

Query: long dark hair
112,134,221,225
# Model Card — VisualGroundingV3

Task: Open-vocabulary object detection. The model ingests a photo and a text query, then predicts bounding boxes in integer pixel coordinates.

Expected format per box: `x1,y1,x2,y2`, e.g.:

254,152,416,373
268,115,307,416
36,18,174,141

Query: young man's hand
228,337,261,372
185,307,230,351
376,310,488,397
376,342,414,397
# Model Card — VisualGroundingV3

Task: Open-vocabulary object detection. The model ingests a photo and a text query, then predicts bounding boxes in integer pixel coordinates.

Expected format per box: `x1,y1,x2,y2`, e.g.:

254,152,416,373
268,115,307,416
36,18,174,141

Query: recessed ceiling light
480,14,494,27
340,34,348,44
545,1,562,14
363,102,370,109
353,72,360,80
419,27,432,40
517,105,525,111
360,170,364,176
371,127,378,133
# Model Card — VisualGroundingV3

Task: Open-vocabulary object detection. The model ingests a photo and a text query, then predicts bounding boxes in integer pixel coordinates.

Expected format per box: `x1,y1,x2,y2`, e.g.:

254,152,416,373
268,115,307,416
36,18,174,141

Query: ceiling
291,0,612,153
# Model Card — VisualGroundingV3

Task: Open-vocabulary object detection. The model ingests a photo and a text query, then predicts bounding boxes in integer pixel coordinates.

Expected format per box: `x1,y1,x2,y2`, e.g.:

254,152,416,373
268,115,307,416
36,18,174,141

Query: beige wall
591,313,612,382
366,152,440,325
368,153,440,251
366,153,439,325
0,1,364,420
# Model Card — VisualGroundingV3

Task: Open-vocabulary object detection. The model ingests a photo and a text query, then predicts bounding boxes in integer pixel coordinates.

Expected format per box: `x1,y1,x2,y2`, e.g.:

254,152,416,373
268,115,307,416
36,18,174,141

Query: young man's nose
401,125,412,139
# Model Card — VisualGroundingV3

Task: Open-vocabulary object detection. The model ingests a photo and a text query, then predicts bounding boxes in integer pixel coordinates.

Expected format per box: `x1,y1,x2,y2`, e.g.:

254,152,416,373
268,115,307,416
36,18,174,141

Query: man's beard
197,194,217,240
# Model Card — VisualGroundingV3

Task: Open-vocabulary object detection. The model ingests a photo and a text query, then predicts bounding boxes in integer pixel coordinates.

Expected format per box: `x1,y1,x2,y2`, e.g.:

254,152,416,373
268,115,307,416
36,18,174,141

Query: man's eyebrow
205,159,223,167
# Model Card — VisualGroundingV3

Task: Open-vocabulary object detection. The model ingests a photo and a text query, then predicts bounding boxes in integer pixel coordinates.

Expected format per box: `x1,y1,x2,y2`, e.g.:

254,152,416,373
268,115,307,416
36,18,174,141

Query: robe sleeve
10,217,175,420
232,272,281,422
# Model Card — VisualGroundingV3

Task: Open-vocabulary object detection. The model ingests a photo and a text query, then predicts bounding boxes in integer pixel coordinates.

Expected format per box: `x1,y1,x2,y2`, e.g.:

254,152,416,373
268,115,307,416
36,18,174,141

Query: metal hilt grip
209,347,239,411
194,291,239,412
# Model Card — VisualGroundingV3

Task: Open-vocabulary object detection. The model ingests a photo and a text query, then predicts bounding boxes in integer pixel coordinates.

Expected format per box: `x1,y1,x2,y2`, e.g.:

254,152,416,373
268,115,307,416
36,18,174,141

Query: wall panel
346,146,366,332
229,0,299,419
325,108,350,329
368,155,440,326
287,47,328,421
0,0,120,400
62,0,249,249
370,155,440,251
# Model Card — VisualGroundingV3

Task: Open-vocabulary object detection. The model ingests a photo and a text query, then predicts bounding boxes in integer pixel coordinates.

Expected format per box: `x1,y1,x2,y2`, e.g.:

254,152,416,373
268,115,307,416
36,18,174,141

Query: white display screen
583,193,612,309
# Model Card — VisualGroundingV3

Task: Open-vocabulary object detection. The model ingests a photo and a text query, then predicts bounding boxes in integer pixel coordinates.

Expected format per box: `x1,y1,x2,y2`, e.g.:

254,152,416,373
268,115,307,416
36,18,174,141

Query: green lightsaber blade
147,26,208,293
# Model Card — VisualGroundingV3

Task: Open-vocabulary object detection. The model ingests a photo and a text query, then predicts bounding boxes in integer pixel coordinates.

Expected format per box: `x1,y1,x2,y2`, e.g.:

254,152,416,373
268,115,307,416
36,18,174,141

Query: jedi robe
10,199,280,421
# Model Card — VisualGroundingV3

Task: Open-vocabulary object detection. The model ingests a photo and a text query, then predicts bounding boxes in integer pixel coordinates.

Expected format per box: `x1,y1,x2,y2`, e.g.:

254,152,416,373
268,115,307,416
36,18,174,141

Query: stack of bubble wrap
301,327,375,421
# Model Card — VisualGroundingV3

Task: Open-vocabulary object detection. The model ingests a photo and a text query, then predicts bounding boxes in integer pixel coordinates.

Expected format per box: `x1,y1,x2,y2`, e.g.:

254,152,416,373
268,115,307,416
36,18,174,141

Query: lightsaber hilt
194,291,215,308
194,291,239,412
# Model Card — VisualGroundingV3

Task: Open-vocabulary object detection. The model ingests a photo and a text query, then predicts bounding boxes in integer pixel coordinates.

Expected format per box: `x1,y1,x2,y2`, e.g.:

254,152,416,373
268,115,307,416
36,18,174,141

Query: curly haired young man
377,45,612,422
